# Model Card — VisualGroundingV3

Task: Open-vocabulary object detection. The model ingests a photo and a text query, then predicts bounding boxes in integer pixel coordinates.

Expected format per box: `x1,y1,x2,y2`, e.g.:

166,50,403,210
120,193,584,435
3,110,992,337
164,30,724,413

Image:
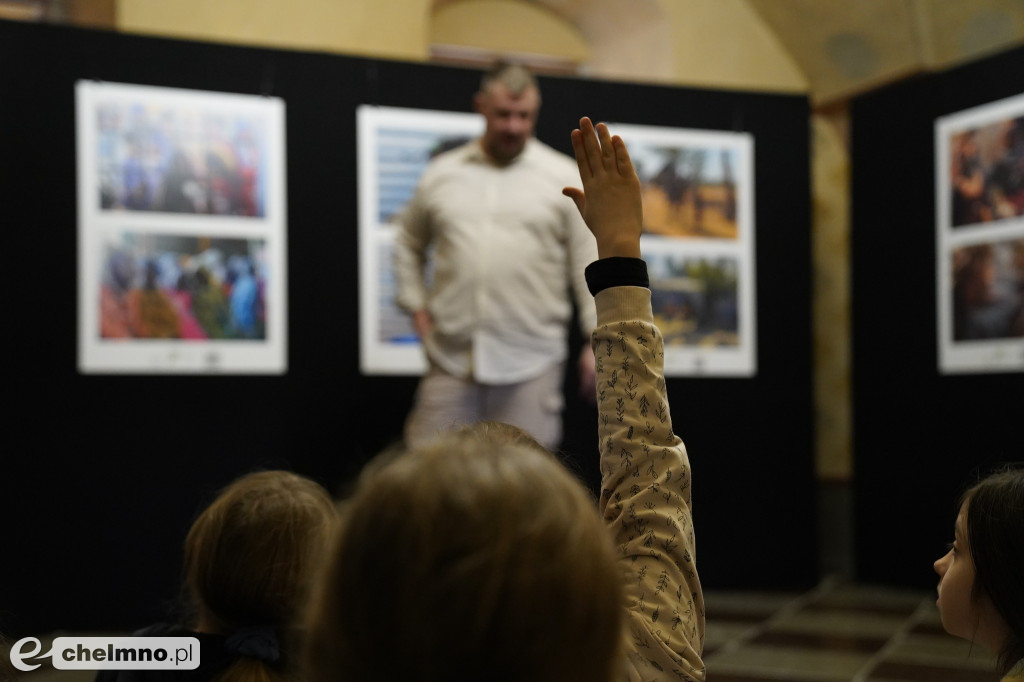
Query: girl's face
934,507,978,641
933,504,1008,653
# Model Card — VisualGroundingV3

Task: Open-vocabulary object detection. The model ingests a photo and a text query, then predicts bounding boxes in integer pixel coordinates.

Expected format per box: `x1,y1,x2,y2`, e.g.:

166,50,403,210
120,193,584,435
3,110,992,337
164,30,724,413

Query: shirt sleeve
591,280,706,682
393,181,432,315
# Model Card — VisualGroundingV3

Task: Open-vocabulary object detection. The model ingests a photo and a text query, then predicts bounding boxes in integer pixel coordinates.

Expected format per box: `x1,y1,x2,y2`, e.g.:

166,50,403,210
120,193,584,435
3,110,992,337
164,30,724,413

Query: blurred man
394,62,597,450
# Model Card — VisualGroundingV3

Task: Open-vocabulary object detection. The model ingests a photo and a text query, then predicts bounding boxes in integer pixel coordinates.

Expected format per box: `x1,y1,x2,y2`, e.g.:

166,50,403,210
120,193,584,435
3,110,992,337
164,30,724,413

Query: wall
116,0,809,92
111,4,859,488
2,18,815,635
117,0,433,60
850,45,1024,587
431,0,590,65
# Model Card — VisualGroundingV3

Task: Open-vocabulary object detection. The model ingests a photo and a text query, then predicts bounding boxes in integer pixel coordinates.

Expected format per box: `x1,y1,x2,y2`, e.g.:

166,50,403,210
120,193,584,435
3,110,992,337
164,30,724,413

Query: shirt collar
468,137,535,167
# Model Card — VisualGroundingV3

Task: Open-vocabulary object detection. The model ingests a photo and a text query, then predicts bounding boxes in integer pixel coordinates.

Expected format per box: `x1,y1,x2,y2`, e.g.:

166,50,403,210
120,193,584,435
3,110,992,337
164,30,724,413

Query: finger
569,129,592,183
612,135,635,178
562,187,586,218
596,122,615,170
579,117,604,176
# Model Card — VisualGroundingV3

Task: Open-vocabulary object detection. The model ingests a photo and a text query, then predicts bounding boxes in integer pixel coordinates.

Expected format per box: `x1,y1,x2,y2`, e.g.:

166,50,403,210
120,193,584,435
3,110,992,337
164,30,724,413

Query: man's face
475,83,540,164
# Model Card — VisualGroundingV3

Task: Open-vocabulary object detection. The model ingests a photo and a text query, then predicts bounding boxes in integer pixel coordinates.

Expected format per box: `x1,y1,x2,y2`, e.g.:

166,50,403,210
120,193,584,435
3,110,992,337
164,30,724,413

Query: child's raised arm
567,116,706,681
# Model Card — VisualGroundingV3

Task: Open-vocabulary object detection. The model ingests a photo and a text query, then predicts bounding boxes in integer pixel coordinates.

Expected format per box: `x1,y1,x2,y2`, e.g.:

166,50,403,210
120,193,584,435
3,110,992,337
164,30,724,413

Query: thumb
562,187,586,218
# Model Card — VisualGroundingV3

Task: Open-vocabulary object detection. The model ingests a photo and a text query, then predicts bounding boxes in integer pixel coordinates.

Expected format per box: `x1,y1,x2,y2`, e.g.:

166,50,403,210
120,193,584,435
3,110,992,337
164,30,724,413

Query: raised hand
562,117,643,260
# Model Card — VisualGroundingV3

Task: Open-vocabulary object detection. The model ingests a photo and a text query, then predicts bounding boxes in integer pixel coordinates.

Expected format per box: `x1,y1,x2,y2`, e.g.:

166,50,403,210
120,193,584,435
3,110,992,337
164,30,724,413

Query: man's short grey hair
479,61,540,100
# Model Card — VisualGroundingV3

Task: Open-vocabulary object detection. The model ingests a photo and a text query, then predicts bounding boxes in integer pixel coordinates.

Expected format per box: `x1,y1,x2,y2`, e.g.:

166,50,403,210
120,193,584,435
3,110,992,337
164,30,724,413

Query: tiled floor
8,579,1001,682
704,578,1000,681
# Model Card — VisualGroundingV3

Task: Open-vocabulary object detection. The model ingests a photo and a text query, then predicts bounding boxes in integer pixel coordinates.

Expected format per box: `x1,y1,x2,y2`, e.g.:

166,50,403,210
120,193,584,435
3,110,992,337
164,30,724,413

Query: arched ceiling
432,0,1024,103
746,0,1024,102
5,0,1021,104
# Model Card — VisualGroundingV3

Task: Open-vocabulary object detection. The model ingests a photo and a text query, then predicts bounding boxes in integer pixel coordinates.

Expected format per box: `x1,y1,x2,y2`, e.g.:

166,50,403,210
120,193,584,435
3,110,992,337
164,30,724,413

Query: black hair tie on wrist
224,625,281,664
585,257,649,295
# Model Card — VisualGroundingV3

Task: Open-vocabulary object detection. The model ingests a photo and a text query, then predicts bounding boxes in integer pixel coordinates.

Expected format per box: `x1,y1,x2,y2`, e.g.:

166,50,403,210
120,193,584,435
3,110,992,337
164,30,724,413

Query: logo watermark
9,637,200,672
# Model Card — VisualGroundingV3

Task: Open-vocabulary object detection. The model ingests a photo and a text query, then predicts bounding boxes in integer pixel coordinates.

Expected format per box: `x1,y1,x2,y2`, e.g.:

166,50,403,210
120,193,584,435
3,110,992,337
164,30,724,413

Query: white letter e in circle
9,637,51,672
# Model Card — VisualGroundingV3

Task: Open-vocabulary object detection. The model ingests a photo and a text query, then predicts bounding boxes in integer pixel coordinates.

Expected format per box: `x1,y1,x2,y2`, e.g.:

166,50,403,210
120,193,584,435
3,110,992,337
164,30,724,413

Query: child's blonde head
185,470,338,682
306,425,624,682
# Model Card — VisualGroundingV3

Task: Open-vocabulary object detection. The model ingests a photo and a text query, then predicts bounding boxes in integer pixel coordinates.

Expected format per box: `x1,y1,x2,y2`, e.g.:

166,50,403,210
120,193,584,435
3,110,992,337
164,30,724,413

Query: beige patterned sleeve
592,286,705,682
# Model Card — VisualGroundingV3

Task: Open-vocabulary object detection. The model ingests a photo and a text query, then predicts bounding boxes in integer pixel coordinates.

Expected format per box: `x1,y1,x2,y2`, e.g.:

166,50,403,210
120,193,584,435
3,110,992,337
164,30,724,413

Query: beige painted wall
117,0,809,92
118,0,432,59
428,0,808,92
812,112,852,481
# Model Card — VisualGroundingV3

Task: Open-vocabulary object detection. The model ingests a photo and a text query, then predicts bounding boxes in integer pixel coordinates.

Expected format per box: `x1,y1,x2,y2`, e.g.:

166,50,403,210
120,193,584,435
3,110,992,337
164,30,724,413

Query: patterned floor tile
705,643,869,680
769,610,909,639
810,584,928,613
704,671,839,675
704,591,803,616
700,581,1004,682
864,661,999,681
705,621,760,649
749,630,888,654
887,632,995,667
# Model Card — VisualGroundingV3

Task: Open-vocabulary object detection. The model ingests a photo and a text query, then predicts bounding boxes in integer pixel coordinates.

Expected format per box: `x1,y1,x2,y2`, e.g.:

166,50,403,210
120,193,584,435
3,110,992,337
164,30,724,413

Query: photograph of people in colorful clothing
97,101,268,217
99,233,268,341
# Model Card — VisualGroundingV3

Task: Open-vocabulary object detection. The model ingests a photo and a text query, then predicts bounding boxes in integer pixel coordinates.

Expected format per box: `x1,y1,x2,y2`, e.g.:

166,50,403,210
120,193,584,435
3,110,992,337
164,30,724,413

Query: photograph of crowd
951,237,1024,342
95,99,270,217
950,116,1024,229
99,233,268,341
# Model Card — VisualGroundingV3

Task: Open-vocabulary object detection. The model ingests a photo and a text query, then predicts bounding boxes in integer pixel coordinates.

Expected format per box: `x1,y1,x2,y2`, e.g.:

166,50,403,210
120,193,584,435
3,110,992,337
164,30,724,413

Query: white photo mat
356,105,483,376
357,110,757,377
76,81,287,374
935,93,1024,374
610,123,757,376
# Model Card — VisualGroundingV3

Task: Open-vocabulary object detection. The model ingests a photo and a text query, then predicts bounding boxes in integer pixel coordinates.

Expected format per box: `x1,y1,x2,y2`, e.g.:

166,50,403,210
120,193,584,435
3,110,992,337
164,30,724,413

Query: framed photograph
611,123,757,376
936,93,1024,374
356,105,482,375
76,81,287,373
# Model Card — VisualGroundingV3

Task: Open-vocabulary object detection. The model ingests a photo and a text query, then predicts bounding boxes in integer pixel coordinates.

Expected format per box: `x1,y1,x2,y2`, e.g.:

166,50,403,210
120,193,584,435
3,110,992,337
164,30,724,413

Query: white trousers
404,362,566,451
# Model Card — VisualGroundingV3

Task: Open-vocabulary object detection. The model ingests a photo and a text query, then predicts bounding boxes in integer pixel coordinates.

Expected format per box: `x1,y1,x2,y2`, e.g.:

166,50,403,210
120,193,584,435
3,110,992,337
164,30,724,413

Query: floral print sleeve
592,285,705,682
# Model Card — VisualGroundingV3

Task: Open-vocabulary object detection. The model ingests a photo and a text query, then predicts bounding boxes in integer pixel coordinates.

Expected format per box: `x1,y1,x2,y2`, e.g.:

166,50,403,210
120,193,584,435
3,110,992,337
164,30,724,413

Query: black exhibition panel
2,19,814,636
850,46,1024,588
